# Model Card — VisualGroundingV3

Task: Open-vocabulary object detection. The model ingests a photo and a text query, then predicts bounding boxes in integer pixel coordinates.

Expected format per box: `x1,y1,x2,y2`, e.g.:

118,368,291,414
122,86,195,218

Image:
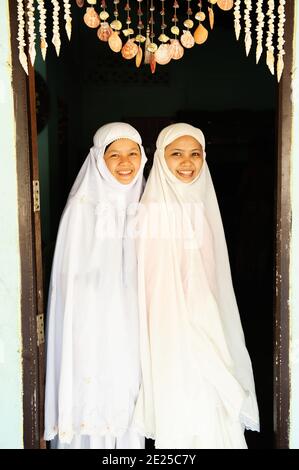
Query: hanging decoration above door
79,0,234,73
16,0,286,82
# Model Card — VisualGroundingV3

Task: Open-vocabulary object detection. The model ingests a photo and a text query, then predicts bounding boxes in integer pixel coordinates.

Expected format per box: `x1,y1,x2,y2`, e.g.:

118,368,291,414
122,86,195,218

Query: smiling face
164,135,204,183
103,138,142,184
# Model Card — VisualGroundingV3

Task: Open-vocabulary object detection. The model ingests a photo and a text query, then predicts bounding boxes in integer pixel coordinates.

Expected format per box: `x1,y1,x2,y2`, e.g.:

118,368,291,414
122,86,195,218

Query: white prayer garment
132,123,260,449
44,123,147,449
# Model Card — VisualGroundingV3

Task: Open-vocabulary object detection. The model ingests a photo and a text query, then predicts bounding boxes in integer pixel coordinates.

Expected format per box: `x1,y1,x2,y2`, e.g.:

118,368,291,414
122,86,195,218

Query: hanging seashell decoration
244,0,252,57
63,0,72,41
277,0,286,82
27,0,36,67
233,0,287,82
51,0,61,56
17,0,28,74
37,0,48,61
255,0,265,64
233,0,241,41
194,2,209,45
14,0,288,81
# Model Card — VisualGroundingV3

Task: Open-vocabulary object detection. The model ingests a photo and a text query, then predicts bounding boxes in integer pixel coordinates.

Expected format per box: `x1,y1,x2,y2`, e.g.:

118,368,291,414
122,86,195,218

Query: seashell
154,43,172,65
87,0,96,4
171,26,180,36
99,11,109,21
123,28,134,37
121,39,138,59
84,7,100,29
183,19,194,29
108,31,122,52
195,11,206,22
209,0,217,3
76,0,85,7
208,7,215,30
158,33,170,43
194,24,208,44
147,42,158,53
135,46,143,68
180,30,195,48
150,54,156,74
217,0,234,11
136,34,146,43
169,39,184,60
97,22,112,42
110,19,122,31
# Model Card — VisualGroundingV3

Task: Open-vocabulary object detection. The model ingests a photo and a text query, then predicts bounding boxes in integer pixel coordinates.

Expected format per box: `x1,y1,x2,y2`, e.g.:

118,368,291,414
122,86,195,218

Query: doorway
10,0,294,449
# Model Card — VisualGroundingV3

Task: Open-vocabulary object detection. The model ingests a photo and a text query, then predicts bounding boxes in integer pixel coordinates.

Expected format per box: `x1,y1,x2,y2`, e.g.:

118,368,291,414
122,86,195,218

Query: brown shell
154,44,172,65
208,7,215,30
169,39,184,60
217,0,234,11
194,24,209,45
84,7,100,29
97,22,112,42
76,0,84,7
108,31,122,53
150,54,156,74
121,39,138,60
180,30,195,49
135,46,143,68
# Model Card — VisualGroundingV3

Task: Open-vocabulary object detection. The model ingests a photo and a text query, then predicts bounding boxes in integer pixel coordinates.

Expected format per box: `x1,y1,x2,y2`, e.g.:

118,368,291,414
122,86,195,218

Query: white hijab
44,123,147,444
132,123,259,448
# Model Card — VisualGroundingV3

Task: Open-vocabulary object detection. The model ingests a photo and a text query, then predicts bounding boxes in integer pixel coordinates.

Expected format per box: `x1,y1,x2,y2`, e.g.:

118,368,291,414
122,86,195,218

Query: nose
119,154,131,164
181,154,193,165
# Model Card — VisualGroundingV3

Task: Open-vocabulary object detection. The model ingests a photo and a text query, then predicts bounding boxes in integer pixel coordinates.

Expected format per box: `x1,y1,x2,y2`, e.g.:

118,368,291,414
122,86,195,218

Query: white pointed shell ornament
84,7,100,29
108,31,122,53
97,22,112,42
154,43,172,65
121,39,138,60
180,30,195,49
169,39,184,60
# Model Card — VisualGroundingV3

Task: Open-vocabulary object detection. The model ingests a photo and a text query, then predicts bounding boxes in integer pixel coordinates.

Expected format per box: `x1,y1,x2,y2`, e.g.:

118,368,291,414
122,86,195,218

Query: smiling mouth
117,169,134,177
176,169,194,179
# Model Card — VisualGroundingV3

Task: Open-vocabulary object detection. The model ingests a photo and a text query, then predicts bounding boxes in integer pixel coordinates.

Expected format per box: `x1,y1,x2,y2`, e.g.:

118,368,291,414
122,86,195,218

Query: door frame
274,0,294,450
9,0,46,449
9,0,294,449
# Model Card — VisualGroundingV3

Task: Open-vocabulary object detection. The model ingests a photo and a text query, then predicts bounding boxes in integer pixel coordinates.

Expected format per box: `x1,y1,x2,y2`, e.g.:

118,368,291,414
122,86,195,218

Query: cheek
195,158,204,172
165,157,178,174
104,159,117,174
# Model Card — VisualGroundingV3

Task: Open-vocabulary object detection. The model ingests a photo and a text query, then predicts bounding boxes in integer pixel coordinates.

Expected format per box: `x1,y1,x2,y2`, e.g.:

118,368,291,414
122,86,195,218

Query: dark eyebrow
106,147,139,153
170,148,202,152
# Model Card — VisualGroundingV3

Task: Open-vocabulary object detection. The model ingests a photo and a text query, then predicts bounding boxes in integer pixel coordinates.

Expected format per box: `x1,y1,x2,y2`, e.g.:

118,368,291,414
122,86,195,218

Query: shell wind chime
80,0,234,72
233,0,286,82
15,0,287,81
16,0,73,74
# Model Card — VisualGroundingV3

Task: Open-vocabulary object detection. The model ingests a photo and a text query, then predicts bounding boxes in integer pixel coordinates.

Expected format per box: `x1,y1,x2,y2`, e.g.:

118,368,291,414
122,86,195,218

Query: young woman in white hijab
132,123,260,449
44,122,147,449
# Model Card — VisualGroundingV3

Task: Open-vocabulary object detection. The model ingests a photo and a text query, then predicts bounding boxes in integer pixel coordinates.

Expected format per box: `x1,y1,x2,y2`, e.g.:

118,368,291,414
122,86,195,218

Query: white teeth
118,170,132,175
178,170,193,176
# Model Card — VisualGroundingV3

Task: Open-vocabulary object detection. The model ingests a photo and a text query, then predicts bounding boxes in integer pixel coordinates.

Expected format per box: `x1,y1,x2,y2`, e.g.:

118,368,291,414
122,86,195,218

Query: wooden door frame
8,0,294,449
274,0,294,450
9,0,46,449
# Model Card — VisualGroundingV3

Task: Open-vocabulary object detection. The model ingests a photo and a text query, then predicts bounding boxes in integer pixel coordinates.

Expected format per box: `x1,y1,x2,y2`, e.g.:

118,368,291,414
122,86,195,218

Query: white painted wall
0,0,24,449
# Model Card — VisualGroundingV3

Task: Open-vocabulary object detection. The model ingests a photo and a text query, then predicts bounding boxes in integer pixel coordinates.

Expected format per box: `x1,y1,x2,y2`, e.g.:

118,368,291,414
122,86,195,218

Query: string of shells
81,0,234,73
233,0,286,82
16,0,73,75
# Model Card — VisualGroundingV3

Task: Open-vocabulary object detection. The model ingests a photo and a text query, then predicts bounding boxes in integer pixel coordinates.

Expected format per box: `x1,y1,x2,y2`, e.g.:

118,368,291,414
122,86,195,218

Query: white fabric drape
44,123,147,448
132,123,260,449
